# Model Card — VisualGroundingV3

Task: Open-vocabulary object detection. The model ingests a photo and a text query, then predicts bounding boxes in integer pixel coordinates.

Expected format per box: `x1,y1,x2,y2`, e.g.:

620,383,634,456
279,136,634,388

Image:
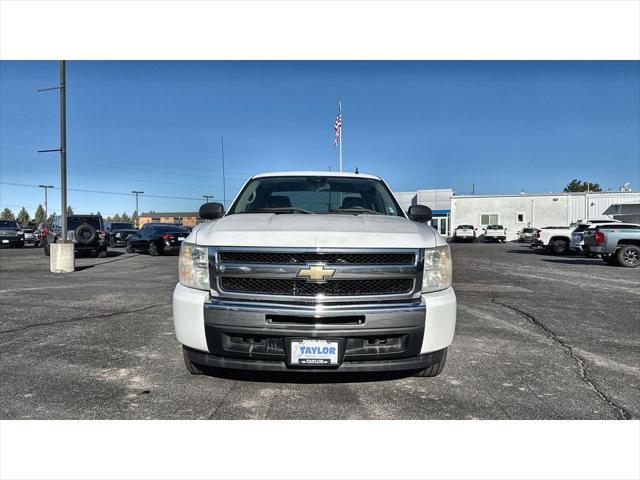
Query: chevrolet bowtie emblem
297,264,336,282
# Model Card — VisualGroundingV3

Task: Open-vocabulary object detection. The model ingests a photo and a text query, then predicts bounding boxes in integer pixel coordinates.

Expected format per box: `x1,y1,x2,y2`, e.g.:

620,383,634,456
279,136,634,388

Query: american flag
334,110,342,146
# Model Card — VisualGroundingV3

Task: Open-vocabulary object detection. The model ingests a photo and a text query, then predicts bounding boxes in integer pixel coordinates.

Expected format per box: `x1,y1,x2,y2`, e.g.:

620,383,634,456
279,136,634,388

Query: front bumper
0,236,23,246
173,283,456,372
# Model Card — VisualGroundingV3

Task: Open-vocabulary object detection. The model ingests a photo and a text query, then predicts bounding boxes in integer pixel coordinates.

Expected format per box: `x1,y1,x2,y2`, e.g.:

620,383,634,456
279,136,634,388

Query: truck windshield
0,220,18,228
228,176,404,217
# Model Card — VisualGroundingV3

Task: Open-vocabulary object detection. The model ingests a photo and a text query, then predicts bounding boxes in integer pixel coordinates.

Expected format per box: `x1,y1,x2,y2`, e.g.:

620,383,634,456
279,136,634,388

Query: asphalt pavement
1,242,638,419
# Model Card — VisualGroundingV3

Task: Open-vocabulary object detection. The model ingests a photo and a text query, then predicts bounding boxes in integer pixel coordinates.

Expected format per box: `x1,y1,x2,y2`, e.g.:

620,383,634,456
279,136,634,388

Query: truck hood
193,214,442,249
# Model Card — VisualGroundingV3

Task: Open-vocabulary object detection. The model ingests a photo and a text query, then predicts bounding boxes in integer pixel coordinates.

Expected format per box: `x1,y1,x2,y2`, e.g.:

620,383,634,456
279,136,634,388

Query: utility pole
221,136,226,209
203,194,214,203
38,184,54,222
38,61,72,273
38,61,68,239
131,191,144,226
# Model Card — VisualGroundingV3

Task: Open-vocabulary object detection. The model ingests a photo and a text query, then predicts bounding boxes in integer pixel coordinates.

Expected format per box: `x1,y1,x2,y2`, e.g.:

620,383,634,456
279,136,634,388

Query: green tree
131,210,139,227
564,179,602,192
66,206,74,215
1,208,15,220
16,207,30,225
106,215,112,222
47,212,56,223
34,204,46,224
96,210,102,218
121,212,130,222
112,213,121,222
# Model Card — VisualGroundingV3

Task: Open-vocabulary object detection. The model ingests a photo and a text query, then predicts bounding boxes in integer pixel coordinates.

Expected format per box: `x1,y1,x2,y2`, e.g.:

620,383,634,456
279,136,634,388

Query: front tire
183,347,205,375
413,348,447,377
617,245,640,268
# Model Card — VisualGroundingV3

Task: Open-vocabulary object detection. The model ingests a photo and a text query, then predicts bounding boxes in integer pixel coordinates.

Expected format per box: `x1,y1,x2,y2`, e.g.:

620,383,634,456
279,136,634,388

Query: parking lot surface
1,243,638,420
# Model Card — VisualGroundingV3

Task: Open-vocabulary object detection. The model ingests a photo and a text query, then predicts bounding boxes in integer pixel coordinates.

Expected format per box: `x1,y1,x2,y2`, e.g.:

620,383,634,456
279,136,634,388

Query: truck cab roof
252,171,381,181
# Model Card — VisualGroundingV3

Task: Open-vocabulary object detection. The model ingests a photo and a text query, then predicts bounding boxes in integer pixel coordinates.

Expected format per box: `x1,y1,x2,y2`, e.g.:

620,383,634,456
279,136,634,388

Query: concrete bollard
50,242,75,273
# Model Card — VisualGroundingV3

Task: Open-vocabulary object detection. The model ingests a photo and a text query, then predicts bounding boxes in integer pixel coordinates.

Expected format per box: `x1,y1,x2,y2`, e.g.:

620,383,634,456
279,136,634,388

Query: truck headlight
422,245,452,293
179,242,210,291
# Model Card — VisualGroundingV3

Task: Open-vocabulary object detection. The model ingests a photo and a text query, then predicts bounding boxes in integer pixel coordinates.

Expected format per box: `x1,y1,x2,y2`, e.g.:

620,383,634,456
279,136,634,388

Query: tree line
0,205,140,226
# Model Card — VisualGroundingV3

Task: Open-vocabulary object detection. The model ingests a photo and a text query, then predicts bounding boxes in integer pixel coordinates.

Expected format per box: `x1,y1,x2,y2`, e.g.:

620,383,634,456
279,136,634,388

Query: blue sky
1,61,638,217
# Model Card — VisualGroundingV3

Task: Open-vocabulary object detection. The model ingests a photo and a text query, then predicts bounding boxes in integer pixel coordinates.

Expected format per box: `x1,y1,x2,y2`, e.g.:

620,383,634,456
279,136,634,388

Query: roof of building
140,212,199,217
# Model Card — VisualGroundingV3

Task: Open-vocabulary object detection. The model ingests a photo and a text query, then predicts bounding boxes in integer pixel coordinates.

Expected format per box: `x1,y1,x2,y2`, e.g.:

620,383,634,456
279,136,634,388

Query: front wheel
413,348,447,377
617,245,640,268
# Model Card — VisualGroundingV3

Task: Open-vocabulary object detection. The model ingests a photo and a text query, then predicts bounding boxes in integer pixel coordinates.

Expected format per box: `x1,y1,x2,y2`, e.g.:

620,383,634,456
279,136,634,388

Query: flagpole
339,99,343,172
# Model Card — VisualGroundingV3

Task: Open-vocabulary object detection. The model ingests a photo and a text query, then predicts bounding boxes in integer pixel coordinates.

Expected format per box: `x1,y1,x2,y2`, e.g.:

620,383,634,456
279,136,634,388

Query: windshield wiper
254,207,315,214
330,208,381,215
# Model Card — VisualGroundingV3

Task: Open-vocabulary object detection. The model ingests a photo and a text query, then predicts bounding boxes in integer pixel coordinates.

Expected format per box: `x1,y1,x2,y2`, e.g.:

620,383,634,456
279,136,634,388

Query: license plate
178,237,185,241
289,339,339,366
1,240,8,244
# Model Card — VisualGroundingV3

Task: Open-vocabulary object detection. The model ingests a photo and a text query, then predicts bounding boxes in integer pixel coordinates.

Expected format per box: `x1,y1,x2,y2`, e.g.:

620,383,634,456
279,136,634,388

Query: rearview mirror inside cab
407,204,432,223
199,202,225,220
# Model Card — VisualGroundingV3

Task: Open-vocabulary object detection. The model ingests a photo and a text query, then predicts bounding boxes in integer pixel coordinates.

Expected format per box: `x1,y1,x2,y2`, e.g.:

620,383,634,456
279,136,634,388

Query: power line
0,181,204,201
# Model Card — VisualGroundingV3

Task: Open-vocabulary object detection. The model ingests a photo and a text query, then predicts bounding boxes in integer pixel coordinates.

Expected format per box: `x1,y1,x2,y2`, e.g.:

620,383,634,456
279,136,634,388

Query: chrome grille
211,247,423,302
217,251,415,265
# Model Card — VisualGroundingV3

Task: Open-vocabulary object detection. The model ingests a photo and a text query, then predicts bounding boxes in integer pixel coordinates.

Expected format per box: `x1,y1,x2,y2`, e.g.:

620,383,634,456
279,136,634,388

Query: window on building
516,213,525,223
481,214,498,225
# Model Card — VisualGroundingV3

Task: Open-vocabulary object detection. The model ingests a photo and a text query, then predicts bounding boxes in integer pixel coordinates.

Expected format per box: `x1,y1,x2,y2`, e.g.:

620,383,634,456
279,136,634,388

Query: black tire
126,242,134,253
550,239,569,256
75,224,97,245
413,348,447,377
617,245,640,268
44,242,50,256
148,241,160,256
183,347,205,375
109,237,116,248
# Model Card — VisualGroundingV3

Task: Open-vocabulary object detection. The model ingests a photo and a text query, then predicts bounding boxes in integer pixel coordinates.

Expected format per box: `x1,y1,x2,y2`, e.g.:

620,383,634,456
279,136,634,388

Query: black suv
43,214,108,257
106,222,138,247
0,220,25,247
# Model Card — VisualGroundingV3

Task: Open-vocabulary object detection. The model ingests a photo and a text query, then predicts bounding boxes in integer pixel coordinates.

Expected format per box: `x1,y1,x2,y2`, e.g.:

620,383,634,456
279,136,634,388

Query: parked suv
174,171,456,377
43,214,108,257
106,222,138,247
0,220,24,247
570,219,621,255
518,227,536,243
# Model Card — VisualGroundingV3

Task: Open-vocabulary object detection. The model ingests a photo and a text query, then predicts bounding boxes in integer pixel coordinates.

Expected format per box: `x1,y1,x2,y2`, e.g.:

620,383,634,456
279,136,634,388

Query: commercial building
139,211,200,227
394,189,640,240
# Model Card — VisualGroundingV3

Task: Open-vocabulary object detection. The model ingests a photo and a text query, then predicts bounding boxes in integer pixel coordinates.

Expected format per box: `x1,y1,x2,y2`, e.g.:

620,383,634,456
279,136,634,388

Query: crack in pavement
208,380,240,419
0,303,165,335
490,297,632,420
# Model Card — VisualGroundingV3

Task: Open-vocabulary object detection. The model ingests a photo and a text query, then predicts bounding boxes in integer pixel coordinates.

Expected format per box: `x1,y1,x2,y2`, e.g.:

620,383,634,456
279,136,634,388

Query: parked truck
531,225,574,255
583,223,640,267
173,172,456,377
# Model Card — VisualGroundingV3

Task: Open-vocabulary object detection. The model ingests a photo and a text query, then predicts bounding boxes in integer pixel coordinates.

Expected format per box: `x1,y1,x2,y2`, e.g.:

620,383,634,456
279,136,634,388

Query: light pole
203,194,214,203
38,184,54,222
131,191,144,227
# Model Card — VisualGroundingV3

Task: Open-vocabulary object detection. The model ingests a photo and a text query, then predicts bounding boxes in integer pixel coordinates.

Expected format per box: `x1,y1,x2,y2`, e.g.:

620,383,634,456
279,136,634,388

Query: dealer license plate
1,240,8,244
290,339,339,366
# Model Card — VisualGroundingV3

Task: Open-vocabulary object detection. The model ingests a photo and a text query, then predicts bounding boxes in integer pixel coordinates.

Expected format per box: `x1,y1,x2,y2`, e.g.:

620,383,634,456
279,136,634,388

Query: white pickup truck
173,172,456,377
531,225,574,255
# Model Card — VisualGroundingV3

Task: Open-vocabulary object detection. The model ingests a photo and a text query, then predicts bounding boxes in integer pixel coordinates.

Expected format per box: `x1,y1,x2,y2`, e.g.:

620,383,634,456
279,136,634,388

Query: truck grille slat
217,251,415,265
220,278,414,296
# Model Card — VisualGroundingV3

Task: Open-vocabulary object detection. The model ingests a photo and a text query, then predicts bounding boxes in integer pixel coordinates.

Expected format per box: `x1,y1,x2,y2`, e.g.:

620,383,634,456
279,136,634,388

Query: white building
394,188,640,240
451,191,640,240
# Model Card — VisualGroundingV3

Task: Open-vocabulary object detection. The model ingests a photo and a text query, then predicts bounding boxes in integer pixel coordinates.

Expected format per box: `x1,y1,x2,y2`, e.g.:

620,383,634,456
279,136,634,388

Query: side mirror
407,204,432,222
199,202,225,220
